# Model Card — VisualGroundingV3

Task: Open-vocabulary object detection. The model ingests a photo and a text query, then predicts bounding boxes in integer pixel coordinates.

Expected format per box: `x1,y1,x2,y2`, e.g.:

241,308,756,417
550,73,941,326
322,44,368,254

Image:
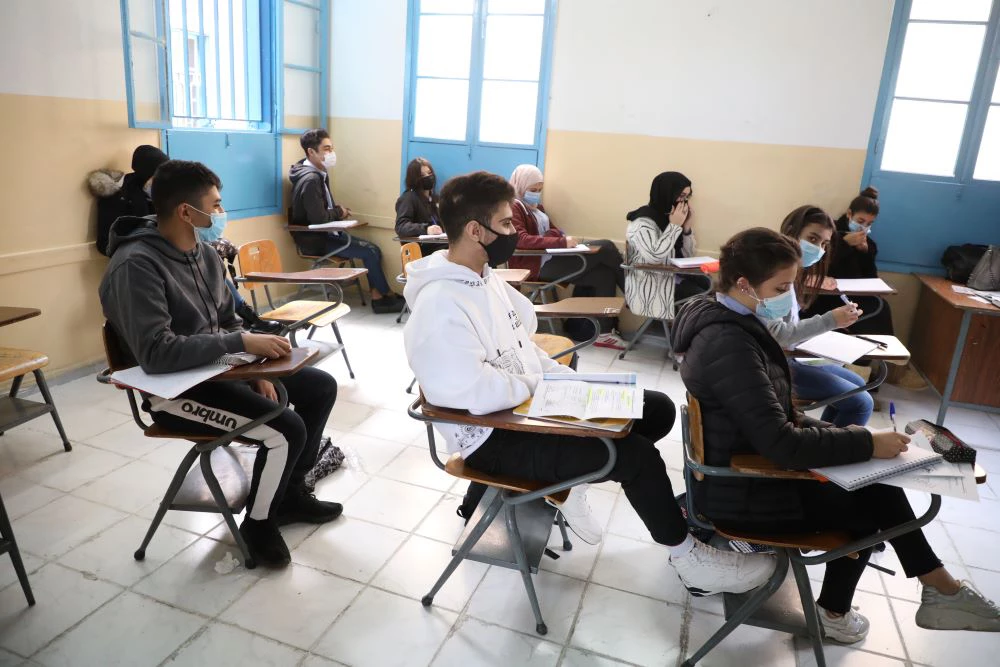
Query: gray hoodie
99,216,244,374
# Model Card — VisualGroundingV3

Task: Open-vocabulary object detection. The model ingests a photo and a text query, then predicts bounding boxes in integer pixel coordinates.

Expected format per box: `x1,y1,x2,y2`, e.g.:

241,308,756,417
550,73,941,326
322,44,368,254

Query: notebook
546,244,590,254
307,220,358,230
811,446,942,491
109,353,260,400
795,331,879,365
417,233,448,240
512,397,632,433
543,371,636,384
669,256,715,269
834,278,893,293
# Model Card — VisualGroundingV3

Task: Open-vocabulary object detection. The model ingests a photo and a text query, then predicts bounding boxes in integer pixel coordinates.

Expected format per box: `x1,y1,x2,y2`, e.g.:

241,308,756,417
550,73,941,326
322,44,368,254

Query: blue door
402,0,557,187
864,0,1000,273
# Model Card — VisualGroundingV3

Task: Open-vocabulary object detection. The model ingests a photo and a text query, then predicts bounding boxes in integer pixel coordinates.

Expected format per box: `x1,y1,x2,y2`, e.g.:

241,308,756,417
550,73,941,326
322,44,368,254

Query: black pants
675,274,712,304
463,390,689,546
147,366,337,521
539,239,625,338
806,295,895,336
721,482,941,614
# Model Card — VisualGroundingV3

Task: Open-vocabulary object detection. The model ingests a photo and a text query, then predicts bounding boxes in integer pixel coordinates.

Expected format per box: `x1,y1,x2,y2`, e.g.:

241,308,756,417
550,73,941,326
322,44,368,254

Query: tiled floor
1,302,999,666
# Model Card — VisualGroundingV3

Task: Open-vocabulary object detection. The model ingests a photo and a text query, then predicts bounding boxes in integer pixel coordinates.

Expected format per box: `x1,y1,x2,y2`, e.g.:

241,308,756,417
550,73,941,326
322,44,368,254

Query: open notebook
811,445,942,491
669,256,714,269
794,331,878,365
109,353,260,400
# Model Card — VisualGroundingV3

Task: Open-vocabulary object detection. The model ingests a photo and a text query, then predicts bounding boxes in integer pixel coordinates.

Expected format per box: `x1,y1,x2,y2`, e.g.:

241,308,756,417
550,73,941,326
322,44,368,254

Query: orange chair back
400,242,423,278
238,239,284,291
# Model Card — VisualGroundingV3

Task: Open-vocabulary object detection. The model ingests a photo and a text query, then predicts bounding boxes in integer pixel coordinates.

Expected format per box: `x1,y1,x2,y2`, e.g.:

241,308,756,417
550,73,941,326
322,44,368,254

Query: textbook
669,256,715,269
307,220,358,230
513,398,632,433
811,443,942,491
109,353,260,400
795,331,878,365
547,244,590,254
543,371,637,384
526,379,644,420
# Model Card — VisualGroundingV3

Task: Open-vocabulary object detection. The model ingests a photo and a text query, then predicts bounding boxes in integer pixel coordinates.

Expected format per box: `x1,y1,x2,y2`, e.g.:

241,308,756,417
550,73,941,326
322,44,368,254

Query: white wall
547,0,895,148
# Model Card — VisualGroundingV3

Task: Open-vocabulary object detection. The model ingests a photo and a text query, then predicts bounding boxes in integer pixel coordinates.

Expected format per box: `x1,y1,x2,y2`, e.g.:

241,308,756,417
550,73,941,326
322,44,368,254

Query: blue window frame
401,0,557,187
120,0,329,219
863,0,1000,273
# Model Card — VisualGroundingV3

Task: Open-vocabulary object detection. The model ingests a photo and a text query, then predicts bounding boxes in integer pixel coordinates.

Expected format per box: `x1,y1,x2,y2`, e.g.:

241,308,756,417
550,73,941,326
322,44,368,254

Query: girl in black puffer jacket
671,228,1000,641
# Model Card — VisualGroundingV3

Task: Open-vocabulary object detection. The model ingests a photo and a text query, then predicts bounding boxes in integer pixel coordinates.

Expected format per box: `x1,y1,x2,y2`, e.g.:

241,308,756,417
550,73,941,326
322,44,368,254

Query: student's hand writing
872,432,910,459
669,201,688,228
242,333,291,359
821,276,838,290
427,224,443,235
251,379,278,401
832,303,862,328
844,230,869,252
563,235,578,248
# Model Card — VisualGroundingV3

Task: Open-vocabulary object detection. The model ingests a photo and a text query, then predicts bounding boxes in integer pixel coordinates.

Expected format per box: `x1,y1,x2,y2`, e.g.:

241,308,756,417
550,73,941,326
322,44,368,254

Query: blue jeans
326,234,391,295
789,360,873,427
226,279,247,309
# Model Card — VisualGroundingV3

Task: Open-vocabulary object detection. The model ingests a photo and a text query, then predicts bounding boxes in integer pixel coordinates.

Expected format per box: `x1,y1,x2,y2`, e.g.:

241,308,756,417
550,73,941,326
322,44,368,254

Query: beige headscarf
509,164,543,200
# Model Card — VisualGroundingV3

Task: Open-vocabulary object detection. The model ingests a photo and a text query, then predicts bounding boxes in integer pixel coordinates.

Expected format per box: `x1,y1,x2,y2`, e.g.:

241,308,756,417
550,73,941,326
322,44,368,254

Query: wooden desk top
286,221,368,232
534,297,626,318
789,334,911,364
916,274,1000,313
419,401,631,439
494,268,530,285
0,307,41,328
245,268,368,284
218,347,317,381
628,263,709,276
514,245,602,257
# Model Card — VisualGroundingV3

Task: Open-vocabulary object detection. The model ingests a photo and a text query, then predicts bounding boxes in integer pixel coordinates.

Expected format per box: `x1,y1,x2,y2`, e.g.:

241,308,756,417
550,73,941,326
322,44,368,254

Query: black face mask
478,223,518,268
421,174,436,190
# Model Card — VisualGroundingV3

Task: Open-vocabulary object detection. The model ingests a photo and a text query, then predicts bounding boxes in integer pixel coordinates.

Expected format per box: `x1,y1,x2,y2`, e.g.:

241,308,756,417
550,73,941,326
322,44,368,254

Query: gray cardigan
766,293,838,348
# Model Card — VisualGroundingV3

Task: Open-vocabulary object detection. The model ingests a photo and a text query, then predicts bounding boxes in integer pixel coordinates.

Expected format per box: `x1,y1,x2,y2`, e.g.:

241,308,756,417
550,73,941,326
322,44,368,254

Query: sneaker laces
958,580,1000,614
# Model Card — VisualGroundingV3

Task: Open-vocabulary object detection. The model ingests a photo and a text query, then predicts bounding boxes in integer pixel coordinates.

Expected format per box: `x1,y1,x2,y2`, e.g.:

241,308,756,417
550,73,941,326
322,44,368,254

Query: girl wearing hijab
625,171,709,321
508,164,627,346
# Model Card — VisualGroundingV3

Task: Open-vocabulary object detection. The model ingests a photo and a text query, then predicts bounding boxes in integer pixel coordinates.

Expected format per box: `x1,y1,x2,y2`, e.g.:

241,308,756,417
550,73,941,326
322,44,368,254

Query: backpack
941,244,987,284
968,245,1000,291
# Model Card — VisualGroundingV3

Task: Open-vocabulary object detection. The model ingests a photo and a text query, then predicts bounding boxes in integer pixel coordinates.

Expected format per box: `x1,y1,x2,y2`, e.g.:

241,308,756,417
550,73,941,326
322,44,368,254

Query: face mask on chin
478,222,518,268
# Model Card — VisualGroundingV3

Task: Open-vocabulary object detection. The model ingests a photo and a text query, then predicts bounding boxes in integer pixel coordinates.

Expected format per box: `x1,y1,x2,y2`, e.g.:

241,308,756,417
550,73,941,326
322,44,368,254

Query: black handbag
941,244,987,283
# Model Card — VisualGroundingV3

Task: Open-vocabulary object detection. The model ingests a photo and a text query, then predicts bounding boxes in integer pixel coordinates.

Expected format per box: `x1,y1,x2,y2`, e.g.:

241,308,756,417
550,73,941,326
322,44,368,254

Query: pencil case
904,419,977,465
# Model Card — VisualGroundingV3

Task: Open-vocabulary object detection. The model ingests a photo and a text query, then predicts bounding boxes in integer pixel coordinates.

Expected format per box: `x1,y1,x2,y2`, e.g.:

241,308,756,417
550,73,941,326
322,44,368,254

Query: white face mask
322,151,337,169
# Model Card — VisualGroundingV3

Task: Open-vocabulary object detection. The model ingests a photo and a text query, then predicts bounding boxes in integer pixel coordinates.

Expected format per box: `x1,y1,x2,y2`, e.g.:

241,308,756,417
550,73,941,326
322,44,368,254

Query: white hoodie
403,251,573,457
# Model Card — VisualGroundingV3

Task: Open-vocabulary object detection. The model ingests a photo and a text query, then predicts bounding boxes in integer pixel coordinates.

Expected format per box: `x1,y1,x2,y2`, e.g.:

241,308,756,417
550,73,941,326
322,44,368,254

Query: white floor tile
19,444,130,493
136,499,223,535
80,420,169,459
0,429,70,477
72,459,174,513
0,475,62,520
467,567,587,643
315,587,457,667
58,515,198,587
11,495,126,559
0,549,43,593
413,494,467,546
312,466,371,504
0,648,23,667
352,408,427,443
328,400,376,432
378,446,456,492
301,655,346,667
292,517,408,583
137,440,190,470
132,537,260,616
847,590,907,659
605,494,652,544
795,641,906,667
944,524,1000,572
164,622,305,666
683,609,796,667
0,563,121,657
590,533,687,605
221,563,361,649
343,477,442,532
372,535,489,612
571,584,683,667
337,433,407,476
539,531,601,581
558,648,633,666
34,591,203,667
28,404,132,442
432,617,562,667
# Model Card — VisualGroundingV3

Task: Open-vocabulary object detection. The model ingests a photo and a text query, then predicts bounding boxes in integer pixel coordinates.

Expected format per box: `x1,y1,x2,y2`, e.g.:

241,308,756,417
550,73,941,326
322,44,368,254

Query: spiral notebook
810,446,942,491
109,353,260,400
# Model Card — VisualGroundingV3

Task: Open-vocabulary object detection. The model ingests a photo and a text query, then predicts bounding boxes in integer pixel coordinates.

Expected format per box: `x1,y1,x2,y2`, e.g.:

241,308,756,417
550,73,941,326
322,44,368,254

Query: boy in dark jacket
289,129,403,314
99,160,343,567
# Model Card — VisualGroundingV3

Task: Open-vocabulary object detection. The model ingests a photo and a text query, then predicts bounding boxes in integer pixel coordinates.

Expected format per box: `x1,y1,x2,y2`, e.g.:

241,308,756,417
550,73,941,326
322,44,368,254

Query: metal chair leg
331,323,355,379
353,258,367,306
33,369,71,451
505,500,548,635
791,557,826,667
8,375,23,397
619,318,654,360
200,451,255,569
0,493,34,605
135,447,200,561
396,303,410,324
406,376,418,394
555,513,572,551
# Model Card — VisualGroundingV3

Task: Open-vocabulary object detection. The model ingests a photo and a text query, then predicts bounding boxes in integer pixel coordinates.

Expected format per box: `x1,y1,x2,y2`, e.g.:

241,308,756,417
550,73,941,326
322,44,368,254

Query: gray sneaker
916,581,1000,632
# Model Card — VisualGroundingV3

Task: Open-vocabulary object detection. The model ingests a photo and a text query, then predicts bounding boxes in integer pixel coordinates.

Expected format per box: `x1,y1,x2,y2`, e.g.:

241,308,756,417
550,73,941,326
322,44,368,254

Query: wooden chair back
238,239,284,291
400,242,423,278
531,334,574,366
686,394,706,481
102,321,137,372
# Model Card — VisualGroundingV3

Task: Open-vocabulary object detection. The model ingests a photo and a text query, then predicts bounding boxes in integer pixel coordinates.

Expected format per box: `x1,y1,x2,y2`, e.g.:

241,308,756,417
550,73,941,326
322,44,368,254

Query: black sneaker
371,295,405,314
275,486,344,526
239,517,291,567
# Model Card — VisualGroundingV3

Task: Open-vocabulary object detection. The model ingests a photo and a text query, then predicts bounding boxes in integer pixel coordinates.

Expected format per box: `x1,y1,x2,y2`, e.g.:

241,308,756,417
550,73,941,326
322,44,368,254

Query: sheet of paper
880,468,980,501
795,331,879,364
528,380,643,419
951,285,1000,299
834,278,893,293
418,233,447,240
307,220,357,230
110,364,228,400
546,244,590,254
669,256,714,269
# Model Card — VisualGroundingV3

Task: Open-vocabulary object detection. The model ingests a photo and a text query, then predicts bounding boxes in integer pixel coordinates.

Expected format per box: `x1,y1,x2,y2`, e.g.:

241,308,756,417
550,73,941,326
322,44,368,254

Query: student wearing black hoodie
289,129,403,314
99,160,343,567
671,227,1000,641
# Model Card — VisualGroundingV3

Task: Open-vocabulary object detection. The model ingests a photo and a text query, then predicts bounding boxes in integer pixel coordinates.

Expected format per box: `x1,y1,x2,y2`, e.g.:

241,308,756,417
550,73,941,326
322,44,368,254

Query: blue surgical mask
749,286,796,320
848,219,872,235
523,191,542,207
799,239,825,267
189,205,228,243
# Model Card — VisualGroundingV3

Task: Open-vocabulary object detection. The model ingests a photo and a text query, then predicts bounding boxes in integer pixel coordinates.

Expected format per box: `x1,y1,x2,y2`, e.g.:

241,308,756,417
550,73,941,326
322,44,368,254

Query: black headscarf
626,171,692,231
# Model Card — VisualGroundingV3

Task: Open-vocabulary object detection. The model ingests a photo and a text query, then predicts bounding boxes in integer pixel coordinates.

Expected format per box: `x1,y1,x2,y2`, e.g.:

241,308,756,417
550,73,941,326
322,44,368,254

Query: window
863,0,1000,272
120,0,329,218
402,0,556,186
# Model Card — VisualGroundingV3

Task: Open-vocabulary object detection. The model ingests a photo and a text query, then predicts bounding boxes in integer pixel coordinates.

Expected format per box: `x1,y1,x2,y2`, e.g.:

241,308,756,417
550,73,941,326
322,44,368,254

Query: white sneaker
547,485,602,545
594,332,626,350
818,604,870,644
916,581,1000,631
669,540,776,596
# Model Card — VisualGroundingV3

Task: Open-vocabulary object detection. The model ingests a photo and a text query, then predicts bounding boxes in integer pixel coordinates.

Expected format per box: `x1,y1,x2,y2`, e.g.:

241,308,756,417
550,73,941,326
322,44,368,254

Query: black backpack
941,244,987,283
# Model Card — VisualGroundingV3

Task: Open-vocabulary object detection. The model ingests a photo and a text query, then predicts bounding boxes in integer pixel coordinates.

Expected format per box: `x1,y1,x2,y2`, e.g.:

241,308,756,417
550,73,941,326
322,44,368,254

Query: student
99,160,343,567
92,145,169,256
289,129,403,314
394,158,443,253
507,164,626,347
771,205,874,427
403,171,776,595
672,227,1000,641
625,171,711,323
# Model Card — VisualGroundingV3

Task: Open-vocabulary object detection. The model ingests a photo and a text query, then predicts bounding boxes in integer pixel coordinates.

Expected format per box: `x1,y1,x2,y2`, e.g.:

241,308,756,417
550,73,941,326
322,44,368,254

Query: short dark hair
438,171,514,242
300,128,329,155
150,160,222,218
718,227,801,292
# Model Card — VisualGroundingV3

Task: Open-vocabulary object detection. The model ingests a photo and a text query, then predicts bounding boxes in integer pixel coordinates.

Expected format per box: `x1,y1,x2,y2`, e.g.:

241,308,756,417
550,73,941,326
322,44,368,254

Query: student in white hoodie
403,171,776,597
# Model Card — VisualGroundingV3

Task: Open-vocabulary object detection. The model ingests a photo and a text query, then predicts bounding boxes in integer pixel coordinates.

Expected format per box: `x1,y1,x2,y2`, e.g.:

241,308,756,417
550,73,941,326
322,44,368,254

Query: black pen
854,334,887,349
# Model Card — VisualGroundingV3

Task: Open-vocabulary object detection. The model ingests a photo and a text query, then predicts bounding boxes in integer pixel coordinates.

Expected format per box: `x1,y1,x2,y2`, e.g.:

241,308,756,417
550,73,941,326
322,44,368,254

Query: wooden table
534,297,626,358
0,308,40,328
494,268,530,287
394,235,448,245
909,274,1000,424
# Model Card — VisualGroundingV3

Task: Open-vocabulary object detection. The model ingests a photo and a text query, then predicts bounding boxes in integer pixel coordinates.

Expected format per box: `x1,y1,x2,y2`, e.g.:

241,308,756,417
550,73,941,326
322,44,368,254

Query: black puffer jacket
671,296,874,523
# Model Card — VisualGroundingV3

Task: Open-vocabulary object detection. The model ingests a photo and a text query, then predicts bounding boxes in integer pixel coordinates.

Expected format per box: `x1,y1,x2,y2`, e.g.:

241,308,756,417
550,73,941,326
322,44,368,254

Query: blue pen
889,401,897,433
